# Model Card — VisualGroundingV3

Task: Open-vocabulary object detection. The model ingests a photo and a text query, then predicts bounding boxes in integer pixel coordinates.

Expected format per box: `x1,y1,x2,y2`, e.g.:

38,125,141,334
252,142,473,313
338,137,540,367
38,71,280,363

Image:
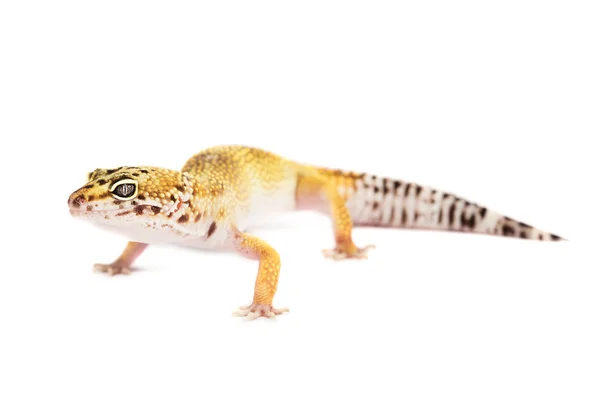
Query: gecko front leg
230,228,289,319
94,241,148,275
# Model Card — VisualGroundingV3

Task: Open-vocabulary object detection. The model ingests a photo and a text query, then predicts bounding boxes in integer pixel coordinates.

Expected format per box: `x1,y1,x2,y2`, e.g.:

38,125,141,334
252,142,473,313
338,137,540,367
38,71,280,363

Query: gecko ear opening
110,179,139,200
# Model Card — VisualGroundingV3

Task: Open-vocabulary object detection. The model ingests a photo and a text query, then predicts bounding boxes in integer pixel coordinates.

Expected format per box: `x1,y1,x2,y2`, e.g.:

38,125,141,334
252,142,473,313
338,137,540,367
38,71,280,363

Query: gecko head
68,166,190,225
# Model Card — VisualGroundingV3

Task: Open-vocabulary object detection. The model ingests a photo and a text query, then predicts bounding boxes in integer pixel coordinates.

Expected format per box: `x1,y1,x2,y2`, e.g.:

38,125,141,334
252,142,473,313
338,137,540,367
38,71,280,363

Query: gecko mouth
69,207,135,217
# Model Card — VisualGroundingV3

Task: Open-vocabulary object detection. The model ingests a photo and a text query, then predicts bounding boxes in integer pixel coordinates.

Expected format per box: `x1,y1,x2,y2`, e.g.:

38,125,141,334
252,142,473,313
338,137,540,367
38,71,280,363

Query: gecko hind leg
297,172,375,260
94,241,148,276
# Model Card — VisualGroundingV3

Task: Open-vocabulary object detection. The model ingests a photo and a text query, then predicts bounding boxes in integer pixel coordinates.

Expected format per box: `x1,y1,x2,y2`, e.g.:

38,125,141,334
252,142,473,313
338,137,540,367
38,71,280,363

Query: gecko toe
94,263,133,276
233,304,289,319
323,244,375,260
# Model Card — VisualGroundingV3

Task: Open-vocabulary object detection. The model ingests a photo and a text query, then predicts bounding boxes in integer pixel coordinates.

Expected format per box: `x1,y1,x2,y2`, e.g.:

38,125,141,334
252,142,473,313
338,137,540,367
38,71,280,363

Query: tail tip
550,233,567,242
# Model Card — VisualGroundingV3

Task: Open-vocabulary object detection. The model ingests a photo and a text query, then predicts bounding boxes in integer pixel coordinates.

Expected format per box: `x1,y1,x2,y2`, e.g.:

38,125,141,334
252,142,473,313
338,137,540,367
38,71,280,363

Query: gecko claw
233,304,289,319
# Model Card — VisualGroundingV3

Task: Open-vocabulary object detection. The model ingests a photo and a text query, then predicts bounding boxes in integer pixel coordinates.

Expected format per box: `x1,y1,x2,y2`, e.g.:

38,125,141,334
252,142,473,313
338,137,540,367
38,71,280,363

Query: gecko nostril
71,195,86,208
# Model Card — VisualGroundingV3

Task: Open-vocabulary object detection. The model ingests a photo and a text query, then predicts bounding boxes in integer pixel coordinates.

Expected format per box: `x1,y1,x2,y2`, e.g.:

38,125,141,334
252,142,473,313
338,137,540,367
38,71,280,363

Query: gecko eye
110,179,138,200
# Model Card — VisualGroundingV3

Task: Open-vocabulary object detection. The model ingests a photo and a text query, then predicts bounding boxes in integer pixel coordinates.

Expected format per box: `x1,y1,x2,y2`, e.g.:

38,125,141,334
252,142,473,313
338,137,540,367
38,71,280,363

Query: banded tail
312,168,564,241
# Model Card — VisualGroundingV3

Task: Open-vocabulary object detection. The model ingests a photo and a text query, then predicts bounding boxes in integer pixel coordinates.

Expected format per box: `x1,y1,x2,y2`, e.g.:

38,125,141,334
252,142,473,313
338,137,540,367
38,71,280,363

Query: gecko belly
238,177,298,230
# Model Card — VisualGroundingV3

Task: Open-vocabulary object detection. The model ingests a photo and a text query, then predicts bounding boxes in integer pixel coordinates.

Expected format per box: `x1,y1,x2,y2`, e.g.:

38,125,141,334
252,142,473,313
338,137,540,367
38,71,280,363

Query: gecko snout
68,193,86,209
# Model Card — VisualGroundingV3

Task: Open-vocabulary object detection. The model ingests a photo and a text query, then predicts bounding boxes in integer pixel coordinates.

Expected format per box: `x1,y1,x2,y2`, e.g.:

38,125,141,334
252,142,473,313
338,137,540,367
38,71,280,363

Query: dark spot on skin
137,194,146,200
461,212,476,230
175,202,183,212
132,173,140,177
151,206,161,214
116,211,131,217
134,205,145,215
401,208,407,225
415,211,422,224
195,214,202,223
551,234,562,241
87,195,95,201
97,179,107,185
98,192,111,199
131,201,137,206
415,185,422,197
373,202,379,210
520,231,528,239
86,205,93,211
175,185,184,192
82,183,94,190
207,221,217,238
374,186,380,193
170,194,176,202
443,193,452,200
403,183,411,197
140,169,149,174
519,222,532,229
479,207,487,219
502,224,515,236
467,215,476,229
448,202,456,226
383,178,389,195
105,168,121,175
178,214,189,223
393,181,402,193
113,200,122,205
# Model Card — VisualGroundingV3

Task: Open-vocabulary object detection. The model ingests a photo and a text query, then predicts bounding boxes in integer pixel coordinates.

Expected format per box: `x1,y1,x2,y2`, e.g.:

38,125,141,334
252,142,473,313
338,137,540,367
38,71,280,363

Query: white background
1,1,599,399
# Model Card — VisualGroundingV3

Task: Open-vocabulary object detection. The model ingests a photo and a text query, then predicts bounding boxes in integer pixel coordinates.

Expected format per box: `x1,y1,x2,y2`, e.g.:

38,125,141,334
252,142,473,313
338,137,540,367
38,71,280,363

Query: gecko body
68,145,563,318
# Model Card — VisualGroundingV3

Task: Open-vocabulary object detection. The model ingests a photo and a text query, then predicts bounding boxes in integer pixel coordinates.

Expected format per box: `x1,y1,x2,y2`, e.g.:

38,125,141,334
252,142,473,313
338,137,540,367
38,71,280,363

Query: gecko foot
232,304,289,319
322,244,375,260
93,263,132,276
